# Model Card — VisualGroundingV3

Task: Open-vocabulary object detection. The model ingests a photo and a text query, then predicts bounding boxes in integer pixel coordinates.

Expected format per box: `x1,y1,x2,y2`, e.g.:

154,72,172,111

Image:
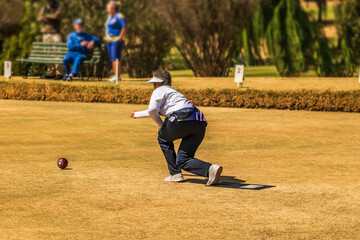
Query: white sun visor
147,76,164,83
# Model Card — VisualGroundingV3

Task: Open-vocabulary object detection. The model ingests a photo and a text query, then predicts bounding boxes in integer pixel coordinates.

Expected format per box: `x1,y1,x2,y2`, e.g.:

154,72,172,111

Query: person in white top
131,70,223,185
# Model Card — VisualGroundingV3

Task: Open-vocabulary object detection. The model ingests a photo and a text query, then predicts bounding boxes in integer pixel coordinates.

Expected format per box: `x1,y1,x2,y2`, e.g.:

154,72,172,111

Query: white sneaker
108,76,122,82
164,173,185,182
207,165,223,185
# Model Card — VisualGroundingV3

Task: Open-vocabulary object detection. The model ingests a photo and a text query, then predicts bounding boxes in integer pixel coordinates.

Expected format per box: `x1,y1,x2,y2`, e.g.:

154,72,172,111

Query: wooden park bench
17,42,107,80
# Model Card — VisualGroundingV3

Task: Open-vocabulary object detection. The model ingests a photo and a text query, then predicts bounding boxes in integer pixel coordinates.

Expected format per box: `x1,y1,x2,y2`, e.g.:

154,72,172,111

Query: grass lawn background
1,66,360,91
0,100,359,239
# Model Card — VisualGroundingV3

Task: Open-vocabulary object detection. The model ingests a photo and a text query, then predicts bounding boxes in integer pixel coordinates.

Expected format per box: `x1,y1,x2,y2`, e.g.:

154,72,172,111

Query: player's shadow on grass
183,174,275,190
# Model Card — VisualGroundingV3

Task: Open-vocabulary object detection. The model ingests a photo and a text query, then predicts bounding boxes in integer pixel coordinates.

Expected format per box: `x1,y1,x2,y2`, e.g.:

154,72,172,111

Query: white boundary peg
4,61,11,81
234,65,244,88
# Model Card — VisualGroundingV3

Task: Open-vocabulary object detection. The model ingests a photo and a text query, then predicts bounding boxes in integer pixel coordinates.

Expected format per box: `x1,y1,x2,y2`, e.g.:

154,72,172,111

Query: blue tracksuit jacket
66,31,100,56
64,32,101,75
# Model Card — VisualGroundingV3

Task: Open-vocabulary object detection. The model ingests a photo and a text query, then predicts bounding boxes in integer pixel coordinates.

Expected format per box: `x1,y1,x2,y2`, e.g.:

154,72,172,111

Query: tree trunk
318,1,323,23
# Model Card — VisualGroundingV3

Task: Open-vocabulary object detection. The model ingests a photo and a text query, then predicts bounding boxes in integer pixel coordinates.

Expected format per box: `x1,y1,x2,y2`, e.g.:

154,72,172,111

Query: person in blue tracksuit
62,19,100,81
105,1,127,82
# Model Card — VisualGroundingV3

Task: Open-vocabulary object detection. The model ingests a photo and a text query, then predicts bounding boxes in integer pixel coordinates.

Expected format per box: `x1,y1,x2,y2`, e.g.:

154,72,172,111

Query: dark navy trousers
158,119,212,177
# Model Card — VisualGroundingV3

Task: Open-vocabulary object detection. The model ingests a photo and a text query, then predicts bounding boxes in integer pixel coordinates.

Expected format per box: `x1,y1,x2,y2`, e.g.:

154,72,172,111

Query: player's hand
87,41,95,49
130,111,136,119
80,41,88,46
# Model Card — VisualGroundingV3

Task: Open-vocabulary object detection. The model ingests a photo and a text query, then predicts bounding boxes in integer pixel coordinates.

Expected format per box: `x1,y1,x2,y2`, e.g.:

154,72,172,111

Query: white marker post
116,58,119,86
4,61,11,81
234,65,244,88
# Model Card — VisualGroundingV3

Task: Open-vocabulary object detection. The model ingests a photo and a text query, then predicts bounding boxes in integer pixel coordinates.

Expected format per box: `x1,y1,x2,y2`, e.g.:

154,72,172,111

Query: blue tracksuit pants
63,52,86,75
158,119,212,177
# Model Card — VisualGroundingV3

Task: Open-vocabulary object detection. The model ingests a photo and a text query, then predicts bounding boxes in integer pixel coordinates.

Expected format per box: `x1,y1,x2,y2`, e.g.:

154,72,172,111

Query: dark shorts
107,41,124,62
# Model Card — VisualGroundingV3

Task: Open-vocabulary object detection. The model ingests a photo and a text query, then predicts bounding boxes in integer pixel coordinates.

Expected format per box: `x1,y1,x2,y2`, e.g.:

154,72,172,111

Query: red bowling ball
57,158,68,169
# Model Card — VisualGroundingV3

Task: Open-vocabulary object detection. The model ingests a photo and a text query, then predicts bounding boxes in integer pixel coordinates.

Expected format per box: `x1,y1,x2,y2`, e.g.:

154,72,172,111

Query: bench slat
32,46,103,50
17,59,99,64
17,59,64,64
30,52,67,55
33,42,106,47
29,56,64,59
30,51,101,55
33,45,67,48
32,48,103,53
28,57,99,61
32,48,68,51
32,48,68,52
33,42,67,46
27,57,101,62
29,54,101,58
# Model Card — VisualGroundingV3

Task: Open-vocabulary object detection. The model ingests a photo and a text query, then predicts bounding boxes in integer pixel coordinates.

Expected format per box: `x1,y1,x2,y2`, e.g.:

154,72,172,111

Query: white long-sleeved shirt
134,85,194,127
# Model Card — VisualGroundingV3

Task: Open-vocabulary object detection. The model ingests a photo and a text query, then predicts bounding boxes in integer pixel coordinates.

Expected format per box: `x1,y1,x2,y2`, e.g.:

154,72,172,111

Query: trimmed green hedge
1,81,360,112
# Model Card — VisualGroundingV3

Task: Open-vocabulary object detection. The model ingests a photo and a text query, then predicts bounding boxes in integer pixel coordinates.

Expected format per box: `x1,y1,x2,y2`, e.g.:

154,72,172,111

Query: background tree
266,0,314,77
302,0,327,23
0,0,24,42
316,0,327,23
156,0,262,77
236,0,336,77
0,0,41,75
233,4,266,66
313,35,337,77
334,0,360,77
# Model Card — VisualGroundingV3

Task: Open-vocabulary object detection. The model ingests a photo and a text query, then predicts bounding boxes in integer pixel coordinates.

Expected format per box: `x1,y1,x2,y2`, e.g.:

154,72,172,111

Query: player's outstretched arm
131,110,150,119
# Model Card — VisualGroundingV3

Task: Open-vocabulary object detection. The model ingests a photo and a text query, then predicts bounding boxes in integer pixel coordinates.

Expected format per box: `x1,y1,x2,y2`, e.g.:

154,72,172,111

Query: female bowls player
105,1,127,82
131,70,223,185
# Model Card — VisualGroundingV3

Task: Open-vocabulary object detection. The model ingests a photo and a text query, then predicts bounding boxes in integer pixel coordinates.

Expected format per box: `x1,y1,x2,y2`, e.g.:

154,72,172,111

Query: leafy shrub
1,81,360,112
